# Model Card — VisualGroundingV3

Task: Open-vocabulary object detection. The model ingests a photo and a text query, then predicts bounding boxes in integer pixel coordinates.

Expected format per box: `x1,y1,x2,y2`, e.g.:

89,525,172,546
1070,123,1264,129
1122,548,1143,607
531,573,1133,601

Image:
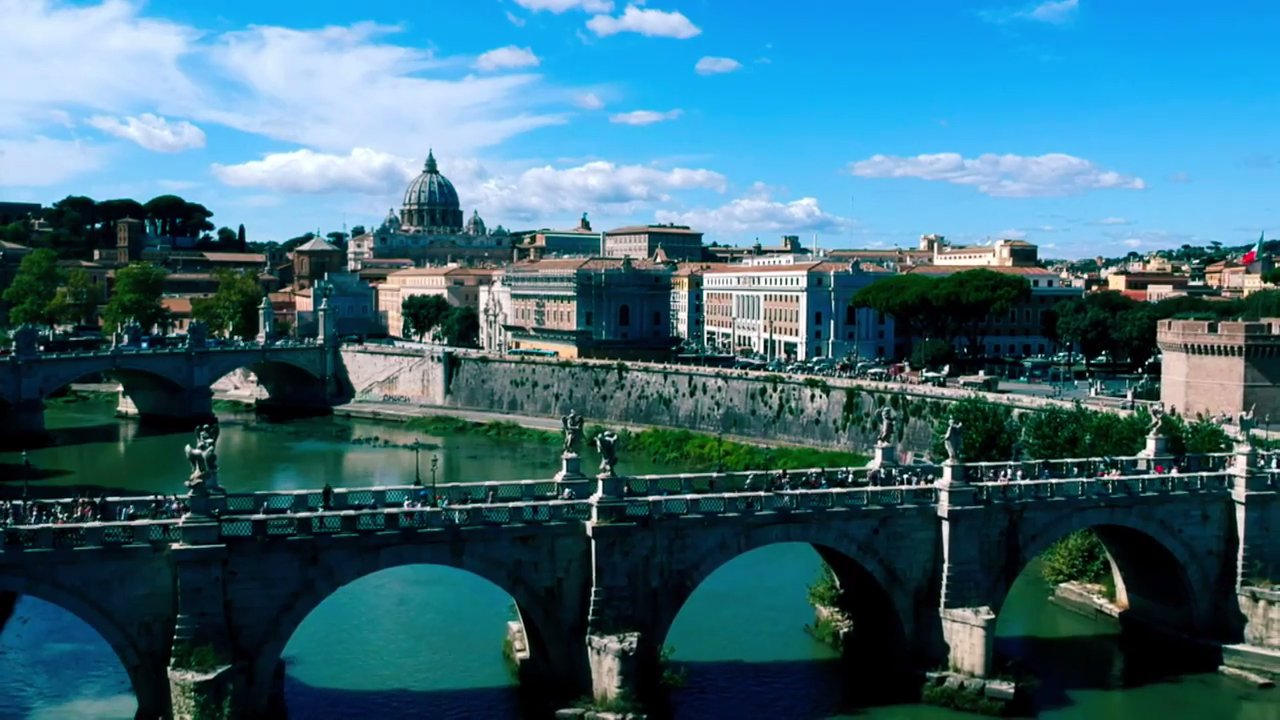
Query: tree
191,270,262,338
938,269,1031,352
236,224,247,250
930,397,1017,462
326,231,349,249
216,226,238,245
1242,290,1280,320
103,262,168,332
142,195,214,238
2,248,63,327
439,306,480,347
49,268,99,326
852,274,943,348
350,225,366,237
401,295,451,340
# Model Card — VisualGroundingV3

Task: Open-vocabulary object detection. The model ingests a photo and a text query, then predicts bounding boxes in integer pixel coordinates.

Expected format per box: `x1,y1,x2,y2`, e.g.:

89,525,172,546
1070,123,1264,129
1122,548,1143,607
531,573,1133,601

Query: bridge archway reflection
267,563,555,719
662,542,910,717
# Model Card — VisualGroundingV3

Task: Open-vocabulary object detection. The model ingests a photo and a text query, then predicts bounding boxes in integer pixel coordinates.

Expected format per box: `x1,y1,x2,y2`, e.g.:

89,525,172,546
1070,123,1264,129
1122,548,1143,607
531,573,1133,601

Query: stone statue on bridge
943,418,964,464
1147,405,1165,438
877,407,896,445
185,420,223,493
562,409,585,455
595,430,620,477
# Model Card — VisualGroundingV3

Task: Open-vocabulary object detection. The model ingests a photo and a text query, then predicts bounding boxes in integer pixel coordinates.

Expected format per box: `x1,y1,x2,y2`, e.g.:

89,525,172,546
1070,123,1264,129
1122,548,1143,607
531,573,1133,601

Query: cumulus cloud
459,160,726,221
199,22,564,155
0,136,107,187
695,56,742,75
848,152,1145,197
983,0,1079,25
587,5,701,39
0,0,198,132
473,45,540,72
1023,0,1079,23
575,92,605,110
211,147,417,194
87,113,206,152
515,0,613,12
1092,216,1130,226
610,109,682,125
656,184,854,236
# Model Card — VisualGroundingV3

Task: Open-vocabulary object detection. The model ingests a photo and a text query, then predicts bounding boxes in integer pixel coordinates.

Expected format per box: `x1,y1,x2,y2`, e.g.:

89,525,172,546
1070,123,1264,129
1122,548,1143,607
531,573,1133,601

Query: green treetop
192,269,263,338
3,248,64,327
103,262,168,332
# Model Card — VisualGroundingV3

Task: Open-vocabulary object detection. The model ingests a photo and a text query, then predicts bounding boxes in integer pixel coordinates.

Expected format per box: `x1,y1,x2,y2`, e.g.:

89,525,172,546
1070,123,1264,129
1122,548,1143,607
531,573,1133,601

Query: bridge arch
203,353,331,411
991,504,1223,637
245,540,575,715
0,572,168,719
652,520,920,670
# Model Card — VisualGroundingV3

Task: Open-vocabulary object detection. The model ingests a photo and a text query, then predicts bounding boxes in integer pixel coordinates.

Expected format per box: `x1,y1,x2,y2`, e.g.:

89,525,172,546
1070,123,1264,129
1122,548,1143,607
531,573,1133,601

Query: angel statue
1147,405,1165,438
595,430,620,477
562,409,585,455
877,407,895,445
184,420,222,491
943,418,965,464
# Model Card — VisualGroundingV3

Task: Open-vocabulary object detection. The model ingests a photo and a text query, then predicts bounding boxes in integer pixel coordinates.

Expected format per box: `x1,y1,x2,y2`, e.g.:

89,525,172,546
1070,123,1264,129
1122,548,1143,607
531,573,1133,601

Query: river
0,402,1274,719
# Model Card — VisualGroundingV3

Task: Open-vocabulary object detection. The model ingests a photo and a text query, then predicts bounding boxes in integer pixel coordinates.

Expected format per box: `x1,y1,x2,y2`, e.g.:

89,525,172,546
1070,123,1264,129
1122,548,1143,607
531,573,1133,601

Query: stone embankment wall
336,348,1078,454
1239,587,1280,649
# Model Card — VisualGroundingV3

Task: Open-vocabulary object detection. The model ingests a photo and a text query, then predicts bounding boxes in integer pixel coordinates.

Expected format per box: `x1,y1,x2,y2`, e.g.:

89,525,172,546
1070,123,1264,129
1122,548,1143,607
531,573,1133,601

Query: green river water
0,402,1274,719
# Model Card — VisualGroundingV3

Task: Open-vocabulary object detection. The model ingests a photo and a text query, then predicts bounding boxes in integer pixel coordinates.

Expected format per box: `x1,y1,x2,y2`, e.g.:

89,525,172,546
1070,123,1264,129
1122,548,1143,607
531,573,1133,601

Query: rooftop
605,224,702,236
904,265,1058,277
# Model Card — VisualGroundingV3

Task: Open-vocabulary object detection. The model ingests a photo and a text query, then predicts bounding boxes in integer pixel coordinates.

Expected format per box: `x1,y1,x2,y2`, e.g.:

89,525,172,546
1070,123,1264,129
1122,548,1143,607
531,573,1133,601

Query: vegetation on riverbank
920,682,1012,717
1041,530,1114,595
404,416,866,471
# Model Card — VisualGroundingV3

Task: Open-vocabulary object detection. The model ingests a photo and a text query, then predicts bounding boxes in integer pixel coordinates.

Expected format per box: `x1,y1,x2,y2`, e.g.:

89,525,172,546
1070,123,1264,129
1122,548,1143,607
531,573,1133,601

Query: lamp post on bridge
21,450,30,499
412,444,422,486
431,454,439,506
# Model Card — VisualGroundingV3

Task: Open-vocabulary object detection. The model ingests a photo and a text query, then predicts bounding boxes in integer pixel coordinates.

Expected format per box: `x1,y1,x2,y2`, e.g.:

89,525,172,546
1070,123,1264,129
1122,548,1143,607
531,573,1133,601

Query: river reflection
0,405,1275,719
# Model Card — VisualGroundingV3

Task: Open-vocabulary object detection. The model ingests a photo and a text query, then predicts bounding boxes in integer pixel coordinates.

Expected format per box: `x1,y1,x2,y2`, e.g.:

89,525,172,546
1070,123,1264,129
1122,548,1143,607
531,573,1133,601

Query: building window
653,311,662,326
814,311,822,325
815,330,822,339
618,305,631,327
845,306,856,324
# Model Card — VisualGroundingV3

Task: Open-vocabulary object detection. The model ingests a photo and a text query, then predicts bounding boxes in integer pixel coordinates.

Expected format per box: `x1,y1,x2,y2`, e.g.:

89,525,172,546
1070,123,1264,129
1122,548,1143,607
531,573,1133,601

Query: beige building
488,257,676,359
379,265,493,338
1158,318,1280,419
602,224,704,262
702,256,894,361
671,263,713,343
923,235,1040,268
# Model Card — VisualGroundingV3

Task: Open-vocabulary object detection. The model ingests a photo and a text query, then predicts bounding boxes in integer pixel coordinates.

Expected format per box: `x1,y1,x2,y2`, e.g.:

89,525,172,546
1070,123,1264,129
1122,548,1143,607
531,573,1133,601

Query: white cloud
587,5,701,39
1093,216,1130,226
1121,238,1143,249
505,11,526,26
983,0,1079,25
199,22,565,155
515,0,613,12
0,136,108,187
575,92,605,110
656,184,854,236
0,0,198,132
695,56,742,75
473,45,540,72
610,109,683,125
87,113,206,152
1023,0,1078,23
211,147,417,194
459,160,727,221
848,152,1145,197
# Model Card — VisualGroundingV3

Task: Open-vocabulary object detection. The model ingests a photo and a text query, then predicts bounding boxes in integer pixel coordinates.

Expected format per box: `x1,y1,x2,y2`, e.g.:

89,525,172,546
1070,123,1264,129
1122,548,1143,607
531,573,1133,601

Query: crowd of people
0,495,189,527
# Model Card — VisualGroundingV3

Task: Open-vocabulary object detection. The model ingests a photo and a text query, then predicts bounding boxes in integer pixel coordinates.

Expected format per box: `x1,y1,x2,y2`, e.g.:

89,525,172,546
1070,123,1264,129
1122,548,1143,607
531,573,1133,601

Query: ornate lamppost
21,450,30,498
431,454,440,505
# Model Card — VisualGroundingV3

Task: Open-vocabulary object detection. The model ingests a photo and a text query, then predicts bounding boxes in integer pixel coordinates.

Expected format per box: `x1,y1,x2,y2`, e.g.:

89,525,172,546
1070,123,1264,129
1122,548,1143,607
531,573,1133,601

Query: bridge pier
167,540,239,720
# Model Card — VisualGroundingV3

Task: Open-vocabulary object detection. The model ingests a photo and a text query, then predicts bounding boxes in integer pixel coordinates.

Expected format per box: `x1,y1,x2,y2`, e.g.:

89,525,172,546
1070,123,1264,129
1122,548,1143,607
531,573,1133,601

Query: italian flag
1243,232,1263,265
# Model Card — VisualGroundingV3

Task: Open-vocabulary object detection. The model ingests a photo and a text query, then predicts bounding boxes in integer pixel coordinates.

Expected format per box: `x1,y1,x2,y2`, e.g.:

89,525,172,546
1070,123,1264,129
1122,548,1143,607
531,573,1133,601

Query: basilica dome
401,149,463,233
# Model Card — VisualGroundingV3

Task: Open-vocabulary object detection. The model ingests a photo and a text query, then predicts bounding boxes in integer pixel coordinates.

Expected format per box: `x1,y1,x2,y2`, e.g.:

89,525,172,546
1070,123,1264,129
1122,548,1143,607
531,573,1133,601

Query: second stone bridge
1,450,1277,719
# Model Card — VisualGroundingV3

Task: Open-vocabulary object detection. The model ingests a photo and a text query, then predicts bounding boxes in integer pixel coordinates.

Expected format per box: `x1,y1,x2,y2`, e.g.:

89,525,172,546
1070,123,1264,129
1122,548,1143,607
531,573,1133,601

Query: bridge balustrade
1,520,182,550
214,501,593,541
971,471,1232,503
612,483,938,522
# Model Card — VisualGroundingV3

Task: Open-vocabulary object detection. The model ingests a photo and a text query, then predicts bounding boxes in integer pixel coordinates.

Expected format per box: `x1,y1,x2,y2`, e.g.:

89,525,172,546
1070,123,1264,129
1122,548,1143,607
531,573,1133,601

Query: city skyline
1,0,1276,256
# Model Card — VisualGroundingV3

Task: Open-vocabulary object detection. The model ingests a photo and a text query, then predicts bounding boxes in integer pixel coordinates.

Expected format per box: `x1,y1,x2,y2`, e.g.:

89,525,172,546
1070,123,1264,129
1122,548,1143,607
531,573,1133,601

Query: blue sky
0,0,1276,257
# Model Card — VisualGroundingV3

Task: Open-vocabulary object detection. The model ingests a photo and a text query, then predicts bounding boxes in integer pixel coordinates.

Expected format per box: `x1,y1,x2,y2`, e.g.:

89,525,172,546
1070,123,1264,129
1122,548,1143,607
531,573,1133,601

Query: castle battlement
1157,318,1280,357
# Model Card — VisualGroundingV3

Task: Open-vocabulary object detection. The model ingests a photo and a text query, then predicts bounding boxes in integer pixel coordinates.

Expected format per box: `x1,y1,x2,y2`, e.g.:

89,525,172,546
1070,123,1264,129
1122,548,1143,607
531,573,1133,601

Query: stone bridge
1,451,1277,719
0,340,344,439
